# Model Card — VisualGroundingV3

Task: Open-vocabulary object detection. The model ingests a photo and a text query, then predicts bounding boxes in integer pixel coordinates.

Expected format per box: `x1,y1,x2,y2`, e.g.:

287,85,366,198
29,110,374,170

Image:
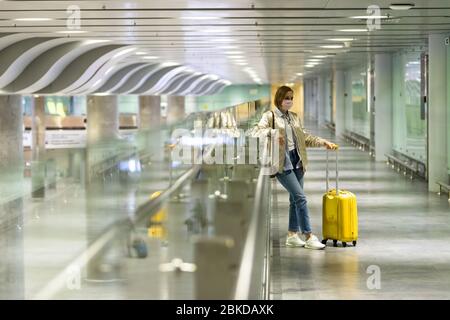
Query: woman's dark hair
274,86,293,108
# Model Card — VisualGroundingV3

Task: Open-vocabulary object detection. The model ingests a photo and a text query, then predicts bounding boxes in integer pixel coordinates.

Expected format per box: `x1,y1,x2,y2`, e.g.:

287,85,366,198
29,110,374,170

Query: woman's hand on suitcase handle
323,140,339,150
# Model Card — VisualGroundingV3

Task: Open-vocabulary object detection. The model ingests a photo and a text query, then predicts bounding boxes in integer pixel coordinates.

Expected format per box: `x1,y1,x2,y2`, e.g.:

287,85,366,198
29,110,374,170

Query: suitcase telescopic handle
326,149,338,193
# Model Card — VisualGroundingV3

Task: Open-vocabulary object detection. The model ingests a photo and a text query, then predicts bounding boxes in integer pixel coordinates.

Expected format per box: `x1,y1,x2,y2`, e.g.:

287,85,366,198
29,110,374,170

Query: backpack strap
271,110,275,129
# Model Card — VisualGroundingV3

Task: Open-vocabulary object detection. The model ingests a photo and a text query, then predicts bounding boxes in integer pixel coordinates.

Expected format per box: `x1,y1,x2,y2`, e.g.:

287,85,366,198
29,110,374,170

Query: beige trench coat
250,109,325,173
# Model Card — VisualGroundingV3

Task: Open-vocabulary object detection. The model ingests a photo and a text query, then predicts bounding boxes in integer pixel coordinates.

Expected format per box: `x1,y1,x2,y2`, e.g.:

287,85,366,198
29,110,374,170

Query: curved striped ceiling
0,33,231,96
0,0,449,85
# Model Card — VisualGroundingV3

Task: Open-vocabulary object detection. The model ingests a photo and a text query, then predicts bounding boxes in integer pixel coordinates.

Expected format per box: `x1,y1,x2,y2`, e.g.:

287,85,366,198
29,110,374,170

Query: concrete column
0,95,23,172
0,95,24,205
85,95,120,182
86,95,119,144
303,80,310,120
344,70,353,133
428,34,448,192
307,79,315,122
138,95,162,156
166,96,185,125
325,73,332,123
330,70,336,124
317,74,326,126
139,96,161,129
310,79,314,120
392,53,407,154
374,54,394,162
334,70,346,138
0,95,25,299
313,78,319,122
31,96,46,198
303,81,308,117
85,95,123,281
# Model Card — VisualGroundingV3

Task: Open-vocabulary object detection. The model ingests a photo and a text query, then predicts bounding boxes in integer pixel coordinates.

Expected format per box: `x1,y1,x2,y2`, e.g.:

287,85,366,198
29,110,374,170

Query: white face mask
282,99,293,109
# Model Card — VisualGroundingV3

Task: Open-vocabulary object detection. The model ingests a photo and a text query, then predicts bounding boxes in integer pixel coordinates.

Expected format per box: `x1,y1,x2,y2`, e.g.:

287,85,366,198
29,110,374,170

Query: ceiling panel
0,0,448,85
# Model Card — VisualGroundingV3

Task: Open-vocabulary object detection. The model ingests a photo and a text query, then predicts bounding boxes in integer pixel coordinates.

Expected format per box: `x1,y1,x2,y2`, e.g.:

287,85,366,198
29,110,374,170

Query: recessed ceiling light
307,59,322,62
312,55,328,58
327,38,355,42
84,39,111,45
296,73,303,76
105,67,115,75
136,52,147,55
389,3,415,10
320,45,344,49
212,38,236,42
236,62,248,66
180,16,221,20
226,51,244,55
143,56,159,60
338,29,368,32
14,18,53,21
200,29,228,33
219,45,238,50
350,15,389,19
93,79,103,87
113,48,136,58
56,30,87,34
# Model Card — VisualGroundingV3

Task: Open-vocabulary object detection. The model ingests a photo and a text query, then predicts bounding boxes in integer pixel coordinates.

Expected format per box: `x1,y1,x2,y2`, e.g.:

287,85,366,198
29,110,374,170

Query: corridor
271,121,450,300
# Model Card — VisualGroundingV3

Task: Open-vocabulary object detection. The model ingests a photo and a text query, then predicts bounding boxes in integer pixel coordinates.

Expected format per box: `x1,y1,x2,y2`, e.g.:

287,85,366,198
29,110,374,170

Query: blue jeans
275,149,312,234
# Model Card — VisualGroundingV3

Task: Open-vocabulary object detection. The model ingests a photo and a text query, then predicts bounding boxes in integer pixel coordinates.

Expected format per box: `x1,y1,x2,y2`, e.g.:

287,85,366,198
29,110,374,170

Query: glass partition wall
1,94,272,300
392,51,427,164
351,66,370,139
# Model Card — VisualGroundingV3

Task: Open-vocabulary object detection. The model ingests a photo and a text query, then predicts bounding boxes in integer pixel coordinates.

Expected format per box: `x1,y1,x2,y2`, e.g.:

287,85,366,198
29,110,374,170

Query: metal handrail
233,141,272,300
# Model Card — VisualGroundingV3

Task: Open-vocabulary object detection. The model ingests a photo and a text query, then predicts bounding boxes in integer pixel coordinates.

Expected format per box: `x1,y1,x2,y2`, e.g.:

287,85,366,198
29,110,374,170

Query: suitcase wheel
352,241,357,247
333,240,338,247
321,239,328,245
342,242,347,248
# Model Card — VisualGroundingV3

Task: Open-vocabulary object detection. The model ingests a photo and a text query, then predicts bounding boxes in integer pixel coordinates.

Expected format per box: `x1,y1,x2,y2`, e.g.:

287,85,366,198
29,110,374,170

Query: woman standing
252,86,338,250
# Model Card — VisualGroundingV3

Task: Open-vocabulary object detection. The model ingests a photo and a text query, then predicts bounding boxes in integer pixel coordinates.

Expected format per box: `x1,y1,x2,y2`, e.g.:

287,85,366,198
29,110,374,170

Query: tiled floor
270,121,450,300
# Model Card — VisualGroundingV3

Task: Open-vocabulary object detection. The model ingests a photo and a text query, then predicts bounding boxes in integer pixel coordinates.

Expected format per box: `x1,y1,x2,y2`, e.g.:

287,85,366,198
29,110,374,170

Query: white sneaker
304,234,326,250
285,234,306,247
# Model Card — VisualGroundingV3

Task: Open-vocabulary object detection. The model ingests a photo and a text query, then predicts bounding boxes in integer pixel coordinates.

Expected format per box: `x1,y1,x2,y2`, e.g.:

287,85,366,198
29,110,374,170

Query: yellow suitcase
322,150,358,247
